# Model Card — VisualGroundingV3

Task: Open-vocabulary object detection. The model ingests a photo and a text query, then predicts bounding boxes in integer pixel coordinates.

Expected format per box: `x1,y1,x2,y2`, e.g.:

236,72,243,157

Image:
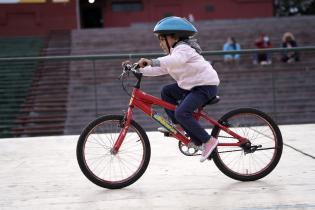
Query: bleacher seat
1,16,315,137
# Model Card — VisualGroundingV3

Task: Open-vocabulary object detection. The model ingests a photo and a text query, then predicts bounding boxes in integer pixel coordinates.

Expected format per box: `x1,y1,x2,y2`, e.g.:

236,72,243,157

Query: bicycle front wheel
76,115,151,189
211,108,283,181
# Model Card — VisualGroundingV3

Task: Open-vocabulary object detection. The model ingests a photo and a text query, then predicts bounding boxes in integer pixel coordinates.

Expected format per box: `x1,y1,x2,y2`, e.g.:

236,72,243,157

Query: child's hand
138,58,152,68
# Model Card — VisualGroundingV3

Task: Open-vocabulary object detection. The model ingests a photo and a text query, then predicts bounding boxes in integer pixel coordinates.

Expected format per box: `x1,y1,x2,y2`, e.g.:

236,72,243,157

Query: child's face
158,35,178,54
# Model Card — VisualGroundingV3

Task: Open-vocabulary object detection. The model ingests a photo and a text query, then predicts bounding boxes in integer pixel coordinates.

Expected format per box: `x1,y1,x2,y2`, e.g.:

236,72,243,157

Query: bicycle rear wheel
76,115,151,189
211,108,283,181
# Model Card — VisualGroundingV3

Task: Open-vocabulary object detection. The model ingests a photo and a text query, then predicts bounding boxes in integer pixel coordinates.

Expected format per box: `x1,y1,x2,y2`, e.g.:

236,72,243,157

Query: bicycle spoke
214,110,282,180
79,118,148,187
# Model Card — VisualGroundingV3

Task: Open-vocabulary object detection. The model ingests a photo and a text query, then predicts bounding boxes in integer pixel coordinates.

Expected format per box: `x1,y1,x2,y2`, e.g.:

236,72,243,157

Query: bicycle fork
111,107,134,154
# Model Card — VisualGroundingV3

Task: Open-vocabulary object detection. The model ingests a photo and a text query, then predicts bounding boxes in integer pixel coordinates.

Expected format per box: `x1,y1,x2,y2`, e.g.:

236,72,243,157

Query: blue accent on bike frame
153,16,198,37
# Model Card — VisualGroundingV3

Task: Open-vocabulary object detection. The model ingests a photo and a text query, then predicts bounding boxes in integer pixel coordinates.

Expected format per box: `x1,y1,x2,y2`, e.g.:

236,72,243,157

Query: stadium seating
10,31,71,136
1,16,315,137
65,16,315,135
0,37,44,138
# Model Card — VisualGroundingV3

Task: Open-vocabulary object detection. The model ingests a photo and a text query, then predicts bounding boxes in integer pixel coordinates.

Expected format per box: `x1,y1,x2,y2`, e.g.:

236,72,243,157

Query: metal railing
0,46,314,61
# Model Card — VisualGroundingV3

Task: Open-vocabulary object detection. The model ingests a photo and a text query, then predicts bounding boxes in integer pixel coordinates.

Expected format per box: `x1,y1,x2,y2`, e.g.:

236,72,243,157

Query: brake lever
119,63,142,80
119,70,130,80
118,71,125,80
119,63,132,79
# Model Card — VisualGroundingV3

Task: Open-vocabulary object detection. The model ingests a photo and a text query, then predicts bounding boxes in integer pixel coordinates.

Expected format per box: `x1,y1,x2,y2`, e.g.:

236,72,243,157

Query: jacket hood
174,38,202,54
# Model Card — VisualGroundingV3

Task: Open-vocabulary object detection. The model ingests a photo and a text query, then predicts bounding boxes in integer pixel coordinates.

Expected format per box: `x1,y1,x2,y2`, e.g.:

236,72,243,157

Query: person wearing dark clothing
281,32,300,63
254,34,272,65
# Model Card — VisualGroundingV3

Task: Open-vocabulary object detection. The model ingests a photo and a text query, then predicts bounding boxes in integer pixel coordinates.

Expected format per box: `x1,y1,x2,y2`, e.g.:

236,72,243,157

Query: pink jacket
139,44,220,90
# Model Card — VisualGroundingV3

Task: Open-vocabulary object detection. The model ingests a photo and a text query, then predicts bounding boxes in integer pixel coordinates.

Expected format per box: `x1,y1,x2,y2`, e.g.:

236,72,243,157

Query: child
136,16,220,162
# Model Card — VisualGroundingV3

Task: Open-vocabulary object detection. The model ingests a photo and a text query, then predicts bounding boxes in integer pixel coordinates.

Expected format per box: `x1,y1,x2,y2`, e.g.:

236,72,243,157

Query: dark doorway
80,0,103,28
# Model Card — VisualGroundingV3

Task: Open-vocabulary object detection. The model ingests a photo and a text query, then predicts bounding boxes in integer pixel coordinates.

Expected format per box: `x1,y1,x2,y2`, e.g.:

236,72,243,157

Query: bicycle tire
211,108,283,181
76,115,151,189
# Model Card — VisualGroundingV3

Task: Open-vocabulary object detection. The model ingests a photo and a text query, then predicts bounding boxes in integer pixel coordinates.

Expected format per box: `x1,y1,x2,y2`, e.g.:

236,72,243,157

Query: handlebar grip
133,63,140,69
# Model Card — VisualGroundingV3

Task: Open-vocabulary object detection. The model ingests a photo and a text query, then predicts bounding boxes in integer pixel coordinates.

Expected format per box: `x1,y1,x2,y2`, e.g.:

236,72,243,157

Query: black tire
211,108,283,181
76,115,151,189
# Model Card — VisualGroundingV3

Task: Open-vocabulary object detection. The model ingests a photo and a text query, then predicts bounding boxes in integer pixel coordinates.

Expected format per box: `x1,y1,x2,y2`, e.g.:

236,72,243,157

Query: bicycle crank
178,141,202,156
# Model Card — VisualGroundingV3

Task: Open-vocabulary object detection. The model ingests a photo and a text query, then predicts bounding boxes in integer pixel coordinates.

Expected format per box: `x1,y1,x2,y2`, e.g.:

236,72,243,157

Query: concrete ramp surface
0,124,315,210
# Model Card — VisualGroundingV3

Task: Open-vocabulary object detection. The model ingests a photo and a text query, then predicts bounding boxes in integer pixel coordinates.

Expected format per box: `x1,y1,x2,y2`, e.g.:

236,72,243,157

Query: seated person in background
281,32,300,63
223,37,241,63
254,34,272,65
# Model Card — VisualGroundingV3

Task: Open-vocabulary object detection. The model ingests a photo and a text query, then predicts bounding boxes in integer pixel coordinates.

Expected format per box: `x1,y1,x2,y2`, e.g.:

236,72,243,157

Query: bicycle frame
113,87,248,153
77,65,283,189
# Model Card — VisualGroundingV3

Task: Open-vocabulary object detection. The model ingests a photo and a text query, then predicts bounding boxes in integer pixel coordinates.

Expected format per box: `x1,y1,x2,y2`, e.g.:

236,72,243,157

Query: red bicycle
76,63,283,189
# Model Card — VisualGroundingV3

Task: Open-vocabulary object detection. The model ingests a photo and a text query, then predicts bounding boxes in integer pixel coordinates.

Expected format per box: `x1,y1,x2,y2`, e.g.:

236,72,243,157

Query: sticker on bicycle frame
152,112,177,134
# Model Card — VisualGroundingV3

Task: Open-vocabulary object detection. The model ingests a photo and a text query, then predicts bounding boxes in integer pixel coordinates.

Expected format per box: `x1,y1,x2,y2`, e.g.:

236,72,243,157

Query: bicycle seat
202,96,220,107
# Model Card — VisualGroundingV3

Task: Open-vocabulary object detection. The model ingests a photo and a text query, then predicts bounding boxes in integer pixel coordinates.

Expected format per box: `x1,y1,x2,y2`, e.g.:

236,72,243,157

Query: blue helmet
153,16,198,38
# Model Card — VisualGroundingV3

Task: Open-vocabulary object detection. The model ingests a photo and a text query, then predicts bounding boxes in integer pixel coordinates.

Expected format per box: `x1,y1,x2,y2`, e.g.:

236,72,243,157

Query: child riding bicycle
124,16,220,162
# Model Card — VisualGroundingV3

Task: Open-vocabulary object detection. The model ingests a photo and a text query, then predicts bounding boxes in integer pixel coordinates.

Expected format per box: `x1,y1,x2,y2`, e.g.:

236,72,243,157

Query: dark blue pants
161,83,218,145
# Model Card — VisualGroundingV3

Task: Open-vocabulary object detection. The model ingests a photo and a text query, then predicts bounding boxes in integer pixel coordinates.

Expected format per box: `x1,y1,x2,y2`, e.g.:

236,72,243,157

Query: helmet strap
164,35,171,54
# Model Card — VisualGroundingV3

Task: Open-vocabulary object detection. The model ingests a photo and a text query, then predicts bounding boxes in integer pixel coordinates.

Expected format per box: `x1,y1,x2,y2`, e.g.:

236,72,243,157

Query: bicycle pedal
164,132,171,137
164,131,187,137
207,153,214,161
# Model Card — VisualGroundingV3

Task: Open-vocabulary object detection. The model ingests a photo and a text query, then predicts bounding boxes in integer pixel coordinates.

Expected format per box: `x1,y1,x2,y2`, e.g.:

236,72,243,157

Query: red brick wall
0,0,272,36
103,0,273,27
0,1,77,36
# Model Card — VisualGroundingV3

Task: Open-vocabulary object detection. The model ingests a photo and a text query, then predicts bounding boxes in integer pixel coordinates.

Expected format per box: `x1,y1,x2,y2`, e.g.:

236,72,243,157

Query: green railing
0,46,315,137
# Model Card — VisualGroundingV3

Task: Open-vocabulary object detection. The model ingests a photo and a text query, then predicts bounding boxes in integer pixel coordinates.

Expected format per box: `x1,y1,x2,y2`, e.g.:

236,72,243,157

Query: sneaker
200,137,219,162
260,61,268,65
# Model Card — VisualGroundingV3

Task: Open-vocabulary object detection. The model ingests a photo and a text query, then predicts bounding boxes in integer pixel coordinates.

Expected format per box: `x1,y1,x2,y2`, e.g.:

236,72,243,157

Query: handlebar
120,63,141,76
120,63,143,89
123,63,140,72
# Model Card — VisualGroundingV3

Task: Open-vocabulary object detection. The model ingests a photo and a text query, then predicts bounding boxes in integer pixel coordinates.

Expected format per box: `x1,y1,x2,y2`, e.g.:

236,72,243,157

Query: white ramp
0,124,315,210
